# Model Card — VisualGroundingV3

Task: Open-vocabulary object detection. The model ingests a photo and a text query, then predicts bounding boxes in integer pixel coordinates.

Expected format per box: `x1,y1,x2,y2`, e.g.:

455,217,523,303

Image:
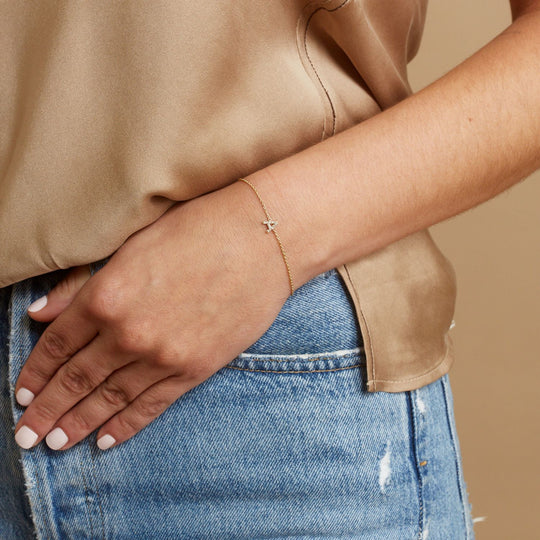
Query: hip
0,263,474,539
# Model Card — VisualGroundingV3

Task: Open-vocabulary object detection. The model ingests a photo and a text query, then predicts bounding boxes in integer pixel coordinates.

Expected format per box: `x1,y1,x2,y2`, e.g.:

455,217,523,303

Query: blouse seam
369,336,453,384
297,0,352,140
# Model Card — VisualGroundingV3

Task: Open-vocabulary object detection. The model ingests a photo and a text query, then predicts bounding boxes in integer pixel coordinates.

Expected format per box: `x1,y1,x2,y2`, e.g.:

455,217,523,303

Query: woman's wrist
173,177,299,303
229,170,335,294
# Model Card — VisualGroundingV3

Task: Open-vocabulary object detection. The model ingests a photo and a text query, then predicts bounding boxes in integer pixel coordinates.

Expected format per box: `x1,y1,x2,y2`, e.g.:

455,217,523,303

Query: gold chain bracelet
238,178,295,296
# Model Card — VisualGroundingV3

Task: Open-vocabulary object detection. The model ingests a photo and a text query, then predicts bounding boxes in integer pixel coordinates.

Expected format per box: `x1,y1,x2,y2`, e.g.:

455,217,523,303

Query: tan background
408,1,540,538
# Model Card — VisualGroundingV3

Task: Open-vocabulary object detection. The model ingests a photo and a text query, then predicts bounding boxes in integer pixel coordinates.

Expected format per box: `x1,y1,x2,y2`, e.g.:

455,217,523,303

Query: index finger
15,300,98,406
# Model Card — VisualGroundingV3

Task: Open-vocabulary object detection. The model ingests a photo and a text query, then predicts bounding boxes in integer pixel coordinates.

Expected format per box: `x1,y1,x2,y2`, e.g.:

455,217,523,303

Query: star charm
263,219,278,232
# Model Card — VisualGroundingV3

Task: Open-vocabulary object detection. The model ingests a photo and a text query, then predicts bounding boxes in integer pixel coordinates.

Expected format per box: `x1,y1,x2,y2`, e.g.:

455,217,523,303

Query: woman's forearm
237,7,540,292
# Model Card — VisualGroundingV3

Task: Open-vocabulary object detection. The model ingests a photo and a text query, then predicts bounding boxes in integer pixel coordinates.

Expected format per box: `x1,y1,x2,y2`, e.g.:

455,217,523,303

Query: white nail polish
15,426,38,449
28,295,48,313
97,434,116,451
46,427,69,450
16,388,35,407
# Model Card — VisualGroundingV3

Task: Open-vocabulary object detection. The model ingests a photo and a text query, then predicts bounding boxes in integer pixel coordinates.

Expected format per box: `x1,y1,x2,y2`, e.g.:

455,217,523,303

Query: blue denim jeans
0,263,474,539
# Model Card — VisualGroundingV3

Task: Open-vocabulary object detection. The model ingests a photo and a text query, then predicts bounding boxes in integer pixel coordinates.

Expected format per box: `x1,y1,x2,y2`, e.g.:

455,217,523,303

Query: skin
14,0,540,451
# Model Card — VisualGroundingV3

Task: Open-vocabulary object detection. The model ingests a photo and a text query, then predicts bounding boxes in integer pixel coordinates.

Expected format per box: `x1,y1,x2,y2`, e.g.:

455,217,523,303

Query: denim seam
441,376,474,539
235,356,361,363
77,445,97,540
407,391,426,539
8,286,54,539
88,450,106,540
236,347,364,362
27,451,48,539
225,363,362,374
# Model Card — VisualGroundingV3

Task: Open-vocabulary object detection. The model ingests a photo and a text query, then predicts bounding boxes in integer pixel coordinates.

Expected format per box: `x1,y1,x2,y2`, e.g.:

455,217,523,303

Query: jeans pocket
229,268,364,373
241,267,362,350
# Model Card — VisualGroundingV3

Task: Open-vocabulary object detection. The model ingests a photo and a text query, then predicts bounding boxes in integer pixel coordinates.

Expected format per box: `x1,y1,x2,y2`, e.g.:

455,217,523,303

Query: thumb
27,264,92,322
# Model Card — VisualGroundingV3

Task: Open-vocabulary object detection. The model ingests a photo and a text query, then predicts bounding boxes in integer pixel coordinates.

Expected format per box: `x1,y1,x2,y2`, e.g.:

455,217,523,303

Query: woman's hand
13,180,292,451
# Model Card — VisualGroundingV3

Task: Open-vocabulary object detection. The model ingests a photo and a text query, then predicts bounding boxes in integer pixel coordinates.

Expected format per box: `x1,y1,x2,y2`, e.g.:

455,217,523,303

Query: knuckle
116,413,141,434
100,380,132,409
85,281,124,322
178,362,203,382
69,409,93,432
25,363,52,384
135,396,169,419
114,322,157,358
58,364,96,395
33,401,58,422
114,327,146,355
180,351,212,381
41,330,71,359
152,348,180,371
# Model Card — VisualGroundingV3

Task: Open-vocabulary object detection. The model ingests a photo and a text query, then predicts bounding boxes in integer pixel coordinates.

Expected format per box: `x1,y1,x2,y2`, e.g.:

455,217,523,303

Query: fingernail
45,427,69,450
15,426,38,449
16,388,35,407
28,295,48,313
97,434,116,451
